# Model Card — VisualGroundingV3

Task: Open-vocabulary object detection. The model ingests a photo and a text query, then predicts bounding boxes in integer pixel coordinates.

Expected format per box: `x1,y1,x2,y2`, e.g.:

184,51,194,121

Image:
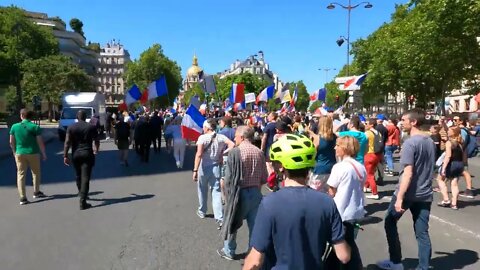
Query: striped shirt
239,141,268,188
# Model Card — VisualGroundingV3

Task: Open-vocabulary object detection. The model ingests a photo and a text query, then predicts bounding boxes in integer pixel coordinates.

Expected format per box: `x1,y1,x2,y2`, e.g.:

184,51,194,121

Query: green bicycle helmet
269,134,316,170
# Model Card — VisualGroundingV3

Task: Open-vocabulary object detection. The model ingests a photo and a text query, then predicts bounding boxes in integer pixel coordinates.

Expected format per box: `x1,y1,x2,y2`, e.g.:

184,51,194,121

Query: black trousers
151,132,161,152
138,142,150,162
73,152,94,203
324,221,363,269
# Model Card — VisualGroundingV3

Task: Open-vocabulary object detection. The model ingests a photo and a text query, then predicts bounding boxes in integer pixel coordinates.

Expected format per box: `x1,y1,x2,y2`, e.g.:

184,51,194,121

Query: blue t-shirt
263,122,277,156
250,186,345,270
313,135,337,174
219,127,235,141
339,130,367,164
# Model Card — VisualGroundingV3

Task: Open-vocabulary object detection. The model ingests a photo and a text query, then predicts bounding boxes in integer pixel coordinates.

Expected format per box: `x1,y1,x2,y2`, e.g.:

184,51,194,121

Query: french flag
181,105,206,141
342,73,367,90
256,85,275,103
291,86,298,107
125,84,142,105
230,83,245,104
233,102,245,112
147,75,169,100
310,88,327,101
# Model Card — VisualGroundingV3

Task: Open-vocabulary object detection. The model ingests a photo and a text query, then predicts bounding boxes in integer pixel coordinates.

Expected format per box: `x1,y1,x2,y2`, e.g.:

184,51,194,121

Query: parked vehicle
58,92,106,141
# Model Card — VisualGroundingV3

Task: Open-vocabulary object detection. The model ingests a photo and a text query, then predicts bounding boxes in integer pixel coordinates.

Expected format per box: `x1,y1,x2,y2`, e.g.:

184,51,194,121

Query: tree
21,55,95,121
86,42,101,53
124,44,182,108
351,1,480,114
215,72,271,102
287,81,309,112
69,18,84,36
0,6,59,112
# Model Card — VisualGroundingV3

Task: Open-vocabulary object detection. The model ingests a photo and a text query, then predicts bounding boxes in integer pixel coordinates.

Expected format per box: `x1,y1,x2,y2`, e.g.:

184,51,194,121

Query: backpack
461,127,478,158
369,130,384,154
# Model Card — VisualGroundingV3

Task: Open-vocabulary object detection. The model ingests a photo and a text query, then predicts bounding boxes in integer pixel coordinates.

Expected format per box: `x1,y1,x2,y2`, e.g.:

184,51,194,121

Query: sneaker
217,249,234,261
217,220,223,230
386,171,395,176
19,198,29,205
196,210,206,219
363,187,372,193
459,189,474,199
33,191,47,199
366,194,380,200
376,259,404,270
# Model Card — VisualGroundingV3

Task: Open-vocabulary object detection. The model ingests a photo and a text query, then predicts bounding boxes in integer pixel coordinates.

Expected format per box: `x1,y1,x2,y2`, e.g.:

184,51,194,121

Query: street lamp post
327,1,372,76
327,1,372,109
319,68,337,86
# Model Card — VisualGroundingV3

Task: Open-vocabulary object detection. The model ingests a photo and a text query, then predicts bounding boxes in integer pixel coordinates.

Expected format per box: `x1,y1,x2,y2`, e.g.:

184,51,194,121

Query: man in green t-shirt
9,109,47,205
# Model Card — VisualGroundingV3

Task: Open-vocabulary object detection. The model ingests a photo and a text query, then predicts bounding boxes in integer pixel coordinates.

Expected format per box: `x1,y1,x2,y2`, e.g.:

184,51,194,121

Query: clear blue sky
4,0,407,92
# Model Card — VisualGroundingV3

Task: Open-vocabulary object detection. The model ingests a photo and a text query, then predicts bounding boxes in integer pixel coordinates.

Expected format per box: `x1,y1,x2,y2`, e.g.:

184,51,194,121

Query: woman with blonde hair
437,126,464,210
306,115,337,191
164,116,187,168
326,135,366,269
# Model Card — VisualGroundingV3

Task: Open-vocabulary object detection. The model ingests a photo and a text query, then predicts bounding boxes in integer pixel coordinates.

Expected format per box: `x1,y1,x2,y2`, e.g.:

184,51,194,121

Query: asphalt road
0,138,479,270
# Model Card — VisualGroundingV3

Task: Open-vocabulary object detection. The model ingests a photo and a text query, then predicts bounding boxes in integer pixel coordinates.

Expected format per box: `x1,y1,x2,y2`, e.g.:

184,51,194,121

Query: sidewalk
0,125,58,160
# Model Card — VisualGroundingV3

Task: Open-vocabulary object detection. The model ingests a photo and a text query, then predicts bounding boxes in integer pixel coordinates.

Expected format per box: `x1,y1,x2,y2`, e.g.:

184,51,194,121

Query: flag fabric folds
181,105,205,141
201,75,217,93
291,86,298,107
190,95,201,109
140,89,149,105
230,83,245,104
342,73,367,90
125,84,142,105
310,88,327,101
256,85,275,103
147,75,169,100
275,83,291,103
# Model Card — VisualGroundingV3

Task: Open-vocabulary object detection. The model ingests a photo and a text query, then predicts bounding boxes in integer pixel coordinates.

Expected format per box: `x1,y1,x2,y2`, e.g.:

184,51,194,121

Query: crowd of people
8,106,479,269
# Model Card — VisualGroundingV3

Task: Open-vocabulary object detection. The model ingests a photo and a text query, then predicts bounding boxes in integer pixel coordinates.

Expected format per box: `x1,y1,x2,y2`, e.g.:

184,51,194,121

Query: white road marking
376,196,480,240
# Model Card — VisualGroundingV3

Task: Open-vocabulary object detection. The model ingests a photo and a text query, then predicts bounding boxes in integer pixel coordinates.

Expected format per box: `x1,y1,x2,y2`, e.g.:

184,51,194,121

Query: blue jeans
223,187,263,257
384,195,432,270
384,145,398,171
198,164,223,221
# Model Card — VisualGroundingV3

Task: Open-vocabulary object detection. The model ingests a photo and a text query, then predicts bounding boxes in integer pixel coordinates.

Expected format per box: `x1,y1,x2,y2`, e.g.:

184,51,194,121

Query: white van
58,92,106,141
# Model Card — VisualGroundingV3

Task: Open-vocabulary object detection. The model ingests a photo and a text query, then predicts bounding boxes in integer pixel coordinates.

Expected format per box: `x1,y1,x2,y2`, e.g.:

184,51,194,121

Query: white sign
245,93,256,104
335,76,355,84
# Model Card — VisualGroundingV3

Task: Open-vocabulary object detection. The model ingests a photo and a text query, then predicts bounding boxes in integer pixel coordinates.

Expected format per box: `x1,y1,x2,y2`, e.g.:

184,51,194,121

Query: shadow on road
89,193,155,208
364,249,479,270
0,139,198,187
364,201,390,216
29,191,105,204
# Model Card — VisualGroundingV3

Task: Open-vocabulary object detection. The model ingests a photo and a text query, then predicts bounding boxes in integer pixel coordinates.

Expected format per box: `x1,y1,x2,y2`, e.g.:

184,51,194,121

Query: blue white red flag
230,83,245,104
181,105,205,141
342,73,367,90
147,75,168,100
310,88,327,101
125,84,142,105
256,85,275,103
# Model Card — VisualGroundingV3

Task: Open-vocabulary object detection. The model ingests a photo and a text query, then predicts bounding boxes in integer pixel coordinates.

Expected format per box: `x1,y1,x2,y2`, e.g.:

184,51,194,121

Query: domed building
183,54,203,91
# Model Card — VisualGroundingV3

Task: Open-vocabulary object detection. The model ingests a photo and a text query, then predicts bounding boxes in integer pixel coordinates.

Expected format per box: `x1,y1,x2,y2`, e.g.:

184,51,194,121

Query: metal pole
346,0,351,76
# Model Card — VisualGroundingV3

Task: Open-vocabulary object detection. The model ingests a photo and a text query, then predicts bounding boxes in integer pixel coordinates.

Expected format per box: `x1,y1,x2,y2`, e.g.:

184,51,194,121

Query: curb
0,131,58,161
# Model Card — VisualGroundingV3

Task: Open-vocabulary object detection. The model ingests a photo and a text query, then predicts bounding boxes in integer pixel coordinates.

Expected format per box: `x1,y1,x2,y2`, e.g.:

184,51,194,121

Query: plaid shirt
238,141,268,188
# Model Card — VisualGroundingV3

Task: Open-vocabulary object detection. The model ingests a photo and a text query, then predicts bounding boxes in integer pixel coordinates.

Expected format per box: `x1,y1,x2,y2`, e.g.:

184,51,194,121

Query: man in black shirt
149,111,163,153
64,110,100,210
375,114,389,185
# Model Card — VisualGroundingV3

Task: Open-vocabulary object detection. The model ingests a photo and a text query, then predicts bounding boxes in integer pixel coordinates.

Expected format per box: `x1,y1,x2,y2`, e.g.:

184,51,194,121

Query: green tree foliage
351,0,480,114
69,18,84,36
215,72,271,102
286,81,310,112
86,42,101,53
124,44,182,108
0,6,59,110
183,83,206,105
21,55,94,121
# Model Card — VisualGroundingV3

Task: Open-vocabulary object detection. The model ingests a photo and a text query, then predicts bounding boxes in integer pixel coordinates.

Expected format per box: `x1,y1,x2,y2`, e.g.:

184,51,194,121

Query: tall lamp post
319,67,337,86
327,1,372,77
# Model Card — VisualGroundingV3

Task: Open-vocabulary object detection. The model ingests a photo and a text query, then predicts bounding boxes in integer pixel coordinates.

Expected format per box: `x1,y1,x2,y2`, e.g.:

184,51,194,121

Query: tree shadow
89,193,154,208
365,249,479,269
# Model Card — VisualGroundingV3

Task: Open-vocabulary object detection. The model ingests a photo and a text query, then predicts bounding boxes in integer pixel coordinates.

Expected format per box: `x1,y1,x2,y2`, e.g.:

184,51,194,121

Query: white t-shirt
197,132,229,166
327,157,366,221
